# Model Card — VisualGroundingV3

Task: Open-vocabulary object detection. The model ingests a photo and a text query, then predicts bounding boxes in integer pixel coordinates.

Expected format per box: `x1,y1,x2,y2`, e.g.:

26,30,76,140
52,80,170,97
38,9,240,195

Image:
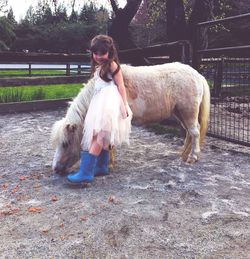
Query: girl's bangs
90,44,108,55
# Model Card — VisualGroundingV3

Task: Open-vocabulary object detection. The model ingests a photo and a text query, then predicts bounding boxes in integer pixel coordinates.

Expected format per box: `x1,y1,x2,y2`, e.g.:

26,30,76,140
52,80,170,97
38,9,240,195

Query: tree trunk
166,0,187,42
108,0,142,50
166,0,187,62
108,0,149,65
188,0,214,69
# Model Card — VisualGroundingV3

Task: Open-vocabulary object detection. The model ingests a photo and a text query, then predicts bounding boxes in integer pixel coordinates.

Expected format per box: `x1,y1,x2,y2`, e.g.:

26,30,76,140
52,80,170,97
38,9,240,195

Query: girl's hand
124,102,130,118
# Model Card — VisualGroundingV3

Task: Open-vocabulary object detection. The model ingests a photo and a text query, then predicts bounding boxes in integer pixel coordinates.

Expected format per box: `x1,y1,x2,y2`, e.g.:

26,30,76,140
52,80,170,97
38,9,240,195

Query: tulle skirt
81,82,132,150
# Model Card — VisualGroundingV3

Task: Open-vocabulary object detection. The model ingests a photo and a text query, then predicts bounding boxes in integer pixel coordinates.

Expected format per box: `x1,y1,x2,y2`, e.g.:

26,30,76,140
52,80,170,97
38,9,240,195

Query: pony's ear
66,124,77,133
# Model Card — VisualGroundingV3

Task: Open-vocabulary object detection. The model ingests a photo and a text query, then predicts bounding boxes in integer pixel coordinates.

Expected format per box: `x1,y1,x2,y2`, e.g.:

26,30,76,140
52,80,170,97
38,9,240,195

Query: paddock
0,109,250,258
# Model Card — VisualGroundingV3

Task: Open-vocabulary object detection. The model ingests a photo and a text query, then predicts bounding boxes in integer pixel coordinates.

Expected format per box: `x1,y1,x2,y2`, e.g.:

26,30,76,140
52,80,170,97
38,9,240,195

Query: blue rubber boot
95,149,110,176
67,151,97,183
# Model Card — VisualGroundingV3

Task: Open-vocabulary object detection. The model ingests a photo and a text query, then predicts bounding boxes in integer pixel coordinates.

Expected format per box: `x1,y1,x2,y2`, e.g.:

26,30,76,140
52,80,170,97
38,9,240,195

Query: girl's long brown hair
90,35,120,82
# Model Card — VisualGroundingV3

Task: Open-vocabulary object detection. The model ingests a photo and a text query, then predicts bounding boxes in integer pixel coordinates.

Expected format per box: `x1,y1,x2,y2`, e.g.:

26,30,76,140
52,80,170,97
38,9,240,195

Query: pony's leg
174,107,200,163
173,109,192,161
109,147,116,171
182,132,192,161
186,124,201,163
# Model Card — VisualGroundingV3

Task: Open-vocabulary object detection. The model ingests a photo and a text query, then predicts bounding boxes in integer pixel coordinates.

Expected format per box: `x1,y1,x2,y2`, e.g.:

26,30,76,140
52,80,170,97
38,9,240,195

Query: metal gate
195,13,250,146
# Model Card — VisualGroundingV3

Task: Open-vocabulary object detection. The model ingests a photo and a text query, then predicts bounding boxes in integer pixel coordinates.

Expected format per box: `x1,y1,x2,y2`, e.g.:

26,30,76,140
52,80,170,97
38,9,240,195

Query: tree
56,4,68,22
0,16,16,50
0,0,7,14
69,10,78,23
108,0,143,50
166,0,187,42
79,3,96,24
7,7,16,25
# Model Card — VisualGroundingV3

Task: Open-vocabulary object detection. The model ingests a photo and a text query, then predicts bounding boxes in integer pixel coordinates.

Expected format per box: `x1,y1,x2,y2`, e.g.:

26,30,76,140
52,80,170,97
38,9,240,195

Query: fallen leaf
41,227,51,233
59,223,64,228
19,176,28,181
28,207,44,213
11,185,19,193
0,207,19,216
51,196,58,202
33,184,42,189
2,183,8,190
99,204,106,209
108,195,115,203
60,235,65,241
80,216,88,221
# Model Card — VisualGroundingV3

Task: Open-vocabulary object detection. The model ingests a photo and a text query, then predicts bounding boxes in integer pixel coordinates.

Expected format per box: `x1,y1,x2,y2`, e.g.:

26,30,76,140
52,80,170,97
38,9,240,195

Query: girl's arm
110,61,128,107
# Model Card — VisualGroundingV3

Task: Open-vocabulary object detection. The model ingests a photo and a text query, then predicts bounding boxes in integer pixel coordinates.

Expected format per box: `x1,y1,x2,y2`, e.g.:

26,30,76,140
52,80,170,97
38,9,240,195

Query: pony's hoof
181,155,188,162
186,155,198,164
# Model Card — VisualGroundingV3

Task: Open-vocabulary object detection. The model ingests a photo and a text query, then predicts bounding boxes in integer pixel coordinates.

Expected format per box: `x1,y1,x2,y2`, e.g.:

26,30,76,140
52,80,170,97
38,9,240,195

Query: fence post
66,64,70,76
192,25,201,70
28,63,32,77
214,57,224,97
77,65,81,75
180,41,191,64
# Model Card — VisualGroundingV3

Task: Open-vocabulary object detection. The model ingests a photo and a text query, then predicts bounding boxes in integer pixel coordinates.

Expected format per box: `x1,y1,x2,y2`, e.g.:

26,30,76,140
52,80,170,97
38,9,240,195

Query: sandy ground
1,109,250,259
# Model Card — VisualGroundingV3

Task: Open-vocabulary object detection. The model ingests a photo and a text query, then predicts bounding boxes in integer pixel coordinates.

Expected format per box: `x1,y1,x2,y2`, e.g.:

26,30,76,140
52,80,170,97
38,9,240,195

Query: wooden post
66,64,70,76
77,65,81,75
28,63,32,77
214,57,224,97
179,41,191,64
192,25,201,70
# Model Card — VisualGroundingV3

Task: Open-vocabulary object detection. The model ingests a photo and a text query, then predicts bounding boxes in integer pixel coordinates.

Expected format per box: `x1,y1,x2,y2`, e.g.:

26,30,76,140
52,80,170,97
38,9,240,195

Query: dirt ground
1,108,250,259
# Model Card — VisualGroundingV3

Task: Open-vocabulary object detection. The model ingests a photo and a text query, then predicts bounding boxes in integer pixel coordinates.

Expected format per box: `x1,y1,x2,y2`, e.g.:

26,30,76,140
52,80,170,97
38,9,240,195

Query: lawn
0,83,83,103
0,69,69,77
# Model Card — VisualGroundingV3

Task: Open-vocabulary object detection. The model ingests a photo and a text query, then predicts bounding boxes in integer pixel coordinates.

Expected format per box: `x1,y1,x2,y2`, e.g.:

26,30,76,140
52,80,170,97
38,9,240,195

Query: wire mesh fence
202,57,250,146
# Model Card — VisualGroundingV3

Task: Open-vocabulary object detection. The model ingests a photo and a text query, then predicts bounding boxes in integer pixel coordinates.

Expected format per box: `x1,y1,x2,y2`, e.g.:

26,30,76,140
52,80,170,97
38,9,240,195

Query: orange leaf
28,207,43,213
19,176,28,181
11,186,19,193
0,207,19,216
60,235,65,241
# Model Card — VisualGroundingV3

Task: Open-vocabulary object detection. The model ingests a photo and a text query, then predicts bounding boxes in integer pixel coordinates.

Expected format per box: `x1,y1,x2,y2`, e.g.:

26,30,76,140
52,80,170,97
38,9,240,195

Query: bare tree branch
110,0,119,14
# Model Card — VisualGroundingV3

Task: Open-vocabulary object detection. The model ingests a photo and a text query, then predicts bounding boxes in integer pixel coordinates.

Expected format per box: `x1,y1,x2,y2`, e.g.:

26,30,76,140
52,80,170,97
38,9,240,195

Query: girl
67,35,132,183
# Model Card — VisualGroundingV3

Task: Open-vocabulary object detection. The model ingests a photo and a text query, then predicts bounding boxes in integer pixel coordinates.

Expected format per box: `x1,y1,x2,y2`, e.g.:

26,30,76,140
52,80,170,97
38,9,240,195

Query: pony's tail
199,76,210,145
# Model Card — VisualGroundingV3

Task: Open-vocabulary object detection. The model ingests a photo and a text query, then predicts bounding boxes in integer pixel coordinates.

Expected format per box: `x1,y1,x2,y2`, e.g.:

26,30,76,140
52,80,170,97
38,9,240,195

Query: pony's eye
62,142,69,148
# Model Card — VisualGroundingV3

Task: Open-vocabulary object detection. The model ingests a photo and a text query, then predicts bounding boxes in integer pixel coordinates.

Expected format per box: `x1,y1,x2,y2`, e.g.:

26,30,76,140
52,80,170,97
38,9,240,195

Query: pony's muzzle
53,163,66,174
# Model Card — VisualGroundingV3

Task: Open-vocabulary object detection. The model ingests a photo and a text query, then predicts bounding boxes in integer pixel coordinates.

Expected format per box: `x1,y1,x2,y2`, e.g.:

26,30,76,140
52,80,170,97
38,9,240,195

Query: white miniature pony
51,63,210,174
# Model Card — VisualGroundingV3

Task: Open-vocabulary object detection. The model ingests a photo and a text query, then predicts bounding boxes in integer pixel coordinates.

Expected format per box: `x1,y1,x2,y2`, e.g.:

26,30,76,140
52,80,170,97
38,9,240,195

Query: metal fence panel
202,57,250,146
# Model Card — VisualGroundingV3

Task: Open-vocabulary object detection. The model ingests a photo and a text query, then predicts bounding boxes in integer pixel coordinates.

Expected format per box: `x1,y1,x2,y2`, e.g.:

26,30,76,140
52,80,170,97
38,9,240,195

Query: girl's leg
67,137,103,183
89,136,103,156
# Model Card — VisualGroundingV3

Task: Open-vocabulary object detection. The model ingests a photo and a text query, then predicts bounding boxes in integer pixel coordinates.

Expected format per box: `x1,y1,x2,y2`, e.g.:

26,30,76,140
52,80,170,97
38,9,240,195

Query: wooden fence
0,40,190,114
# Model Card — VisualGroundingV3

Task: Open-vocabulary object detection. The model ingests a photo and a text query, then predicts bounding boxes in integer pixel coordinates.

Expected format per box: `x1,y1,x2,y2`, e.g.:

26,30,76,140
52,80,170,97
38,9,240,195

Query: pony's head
51,118,82,174
50,78,96,174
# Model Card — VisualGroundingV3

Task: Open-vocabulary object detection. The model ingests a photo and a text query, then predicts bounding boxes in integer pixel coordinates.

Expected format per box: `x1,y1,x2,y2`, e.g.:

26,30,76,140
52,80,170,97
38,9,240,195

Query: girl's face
93,51,109,64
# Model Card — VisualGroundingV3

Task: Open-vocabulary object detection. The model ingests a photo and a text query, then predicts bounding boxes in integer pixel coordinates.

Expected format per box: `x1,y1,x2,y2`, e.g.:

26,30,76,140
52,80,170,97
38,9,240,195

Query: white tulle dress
81,67,132,151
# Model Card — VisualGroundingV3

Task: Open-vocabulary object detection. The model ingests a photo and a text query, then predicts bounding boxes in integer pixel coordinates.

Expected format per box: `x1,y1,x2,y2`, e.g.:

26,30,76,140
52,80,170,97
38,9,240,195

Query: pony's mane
51,78,95,147
65,78,96,125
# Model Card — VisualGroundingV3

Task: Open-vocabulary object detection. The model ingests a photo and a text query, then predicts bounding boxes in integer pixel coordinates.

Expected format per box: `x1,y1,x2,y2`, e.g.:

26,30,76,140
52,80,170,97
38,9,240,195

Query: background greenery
0,0,250,52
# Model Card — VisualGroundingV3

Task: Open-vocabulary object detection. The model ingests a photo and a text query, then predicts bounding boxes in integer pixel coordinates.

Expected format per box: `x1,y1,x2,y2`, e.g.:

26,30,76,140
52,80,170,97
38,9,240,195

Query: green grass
0,83,83,103
0,70,67,77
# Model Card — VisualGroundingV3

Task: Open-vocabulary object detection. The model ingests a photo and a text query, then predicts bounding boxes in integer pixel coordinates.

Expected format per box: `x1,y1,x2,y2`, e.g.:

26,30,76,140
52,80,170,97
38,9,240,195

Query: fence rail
1,13,250,147
196,13,250,147
0,51,91,77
